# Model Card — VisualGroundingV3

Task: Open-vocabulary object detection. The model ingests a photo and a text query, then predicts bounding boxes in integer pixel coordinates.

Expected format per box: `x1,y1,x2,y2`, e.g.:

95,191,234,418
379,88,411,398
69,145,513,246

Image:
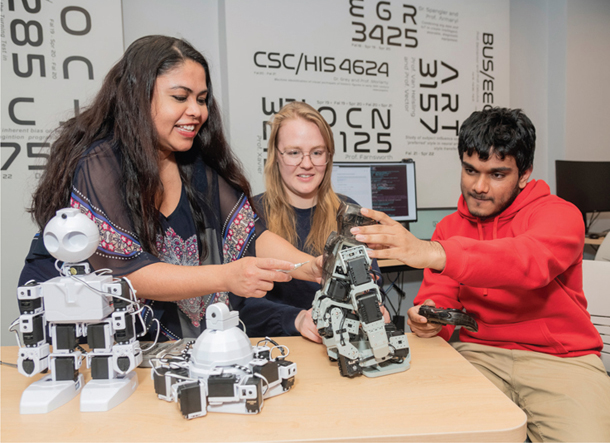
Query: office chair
582,260,610,373
595,235,610,262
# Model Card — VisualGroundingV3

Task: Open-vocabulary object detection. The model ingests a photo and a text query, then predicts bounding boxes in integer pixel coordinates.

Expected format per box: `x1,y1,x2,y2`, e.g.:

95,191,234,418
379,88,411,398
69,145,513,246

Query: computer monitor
555,160,610,234
409,207,457,240
331,160,417,222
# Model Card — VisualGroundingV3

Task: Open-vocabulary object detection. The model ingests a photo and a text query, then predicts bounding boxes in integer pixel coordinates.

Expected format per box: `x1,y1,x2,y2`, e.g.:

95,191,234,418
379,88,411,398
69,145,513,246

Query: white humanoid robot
312,203,411,377
15,207,144,413
152,303,297,419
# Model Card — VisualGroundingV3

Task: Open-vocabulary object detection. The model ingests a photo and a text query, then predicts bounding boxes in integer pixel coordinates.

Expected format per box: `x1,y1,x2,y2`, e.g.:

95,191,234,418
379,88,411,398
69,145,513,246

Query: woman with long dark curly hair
20,35,320,339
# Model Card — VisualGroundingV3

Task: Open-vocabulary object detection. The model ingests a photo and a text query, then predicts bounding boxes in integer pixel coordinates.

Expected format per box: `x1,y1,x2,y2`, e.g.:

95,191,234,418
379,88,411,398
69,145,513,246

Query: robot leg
152,365,208,419
328,307,363,377
20,323,84,414
357,292,390,360
175,381,207,419
80,313,141,412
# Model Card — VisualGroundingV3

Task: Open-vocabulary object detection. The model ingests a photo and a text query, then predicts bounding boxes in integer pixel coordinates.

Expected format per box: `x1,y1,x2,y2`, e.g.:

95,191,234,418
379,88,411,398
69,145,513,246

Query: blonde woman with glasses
234,101,384,342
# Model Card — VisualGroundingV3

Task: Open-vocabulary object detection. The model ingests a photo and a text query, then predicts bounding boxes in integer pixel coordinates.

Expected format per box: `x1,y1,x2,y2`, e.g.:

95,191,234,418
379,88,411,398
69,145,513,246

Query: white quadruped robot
312,203,411,377
14,208,145,414
151,303,297,419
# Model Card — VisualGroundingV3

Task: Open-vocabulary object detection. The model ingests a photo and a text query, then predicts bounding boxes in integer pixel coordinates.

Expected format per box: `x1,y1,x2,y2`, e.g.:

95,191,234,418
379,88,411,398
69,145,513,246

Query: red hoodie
415,179,603,358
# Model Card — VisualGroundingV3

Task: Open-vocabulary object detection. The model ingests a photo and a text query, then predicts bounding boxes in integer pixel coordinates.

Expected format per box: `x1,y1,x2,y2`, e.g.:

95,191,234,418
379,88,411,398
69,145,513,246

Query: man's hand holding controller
407,300,444,338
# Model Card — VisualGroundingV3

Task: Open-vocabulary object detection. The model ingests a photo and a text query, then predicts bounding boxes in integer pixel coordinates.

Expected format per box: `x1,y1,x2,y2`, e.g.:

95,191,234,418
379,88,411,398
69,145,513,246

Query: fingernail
355,234,365,241
361,208,369,214
350,227,359,234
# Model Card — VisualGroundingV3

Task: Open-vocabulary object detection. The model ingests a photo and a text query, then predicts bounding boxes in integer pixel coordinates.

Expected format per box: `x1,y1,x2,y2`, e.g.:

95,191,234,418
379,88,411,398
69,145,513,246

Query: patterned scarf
169,194,256,327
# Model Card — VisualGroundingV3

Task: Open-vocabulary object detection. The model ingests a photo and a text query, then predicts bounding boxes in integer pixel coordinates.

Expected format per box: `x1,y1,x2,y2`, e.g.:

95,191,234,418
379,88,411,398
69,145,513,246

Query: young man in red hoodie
351,107,610,442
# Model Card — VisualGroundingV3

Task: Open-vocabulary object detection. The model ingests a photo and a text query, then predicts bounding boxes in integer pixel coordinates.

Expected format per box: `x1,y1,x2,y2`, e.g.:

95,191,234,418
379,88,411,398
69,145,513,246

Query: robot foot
338,355,362,377
20,373,84,414
361,358,411,378
80,372,138,412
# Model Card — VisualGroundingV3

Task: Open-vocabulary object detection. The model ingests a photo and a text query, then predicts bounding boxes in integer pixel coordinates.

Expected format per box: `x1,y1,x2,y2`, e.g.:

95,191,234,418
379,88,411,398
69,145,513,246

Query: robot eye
64,231,92,251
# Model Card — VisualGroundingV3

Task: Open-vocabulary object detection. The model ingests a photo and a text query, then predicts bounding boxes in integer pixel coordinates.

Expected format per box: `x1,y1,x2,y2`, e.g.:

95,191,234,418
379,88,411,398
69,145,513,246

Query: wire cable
0,361,18,368
253,372,270,395
382,272,404,316
9,318,23,348
239,318,247,335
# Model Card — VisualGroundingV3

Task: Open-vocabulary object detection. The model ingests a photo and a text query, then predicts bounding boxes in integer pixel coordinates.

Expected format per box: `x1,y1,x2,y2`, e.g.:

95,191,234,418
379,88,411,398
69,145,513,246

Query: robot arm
17,281,50,377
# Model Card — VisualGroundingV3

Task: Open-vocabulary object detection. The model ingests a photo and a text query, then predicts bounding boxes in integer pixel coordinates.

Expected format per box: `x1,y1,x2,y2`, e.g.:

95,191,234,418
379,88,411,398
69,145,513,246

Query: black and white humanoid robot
15,207,144,413
152,303,297,419
312,203,410,377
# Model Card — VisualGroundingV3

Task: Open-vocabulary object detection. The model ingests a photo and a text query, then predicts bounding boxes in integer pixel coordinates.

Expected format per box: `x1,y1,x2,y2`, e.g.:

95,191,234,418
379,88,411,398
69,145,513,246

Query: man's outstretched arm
350,207,447,271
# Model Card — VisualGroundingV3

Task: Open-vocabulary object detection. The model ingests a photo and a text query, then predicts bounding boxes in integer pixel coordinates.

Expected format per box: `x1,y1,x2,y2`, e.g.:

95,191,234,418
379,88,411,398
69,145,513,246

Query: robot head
43,208,100,263
336,202,378,237
189,303,253,374
318,203,378,285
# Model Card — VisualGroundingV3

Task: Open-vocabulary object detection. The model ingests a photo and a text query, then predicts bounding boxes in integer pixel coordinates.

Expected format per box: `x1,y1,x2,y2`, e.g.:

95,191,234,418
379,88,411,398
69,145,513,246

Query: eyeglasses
277,148,329,166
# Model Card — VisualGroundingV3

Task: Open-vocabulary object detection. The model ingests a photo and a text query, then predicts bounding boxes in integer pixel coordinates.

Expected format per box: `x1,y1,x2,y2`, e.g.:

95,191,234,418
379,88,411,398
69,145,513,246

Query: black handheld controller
418,306,479,333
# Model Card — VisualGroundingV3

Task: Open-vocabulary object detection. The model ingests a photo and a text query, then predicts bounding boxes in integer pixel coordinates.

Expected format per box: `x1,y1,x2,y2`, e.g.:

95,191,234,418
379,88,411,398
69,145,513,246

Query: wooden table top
1,334,526,442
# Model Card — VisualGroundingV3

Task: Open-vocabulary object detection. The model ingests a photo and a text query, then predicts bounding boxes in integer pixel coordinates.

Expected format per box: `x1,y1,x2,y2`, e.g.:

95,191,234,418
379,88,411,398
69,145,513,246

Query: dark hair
31,35,250,258
458,107,536,176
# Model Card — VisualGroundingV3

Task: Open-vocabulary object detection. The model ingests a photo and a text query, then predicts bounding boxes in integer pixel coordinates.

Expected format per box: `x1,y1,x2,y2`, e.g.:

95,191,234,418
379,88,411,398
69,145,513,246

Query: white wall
121,0,224,106
3,0,609,343
1,2,124,346
509,0,552,185
565,0,610,236
565,0,610,161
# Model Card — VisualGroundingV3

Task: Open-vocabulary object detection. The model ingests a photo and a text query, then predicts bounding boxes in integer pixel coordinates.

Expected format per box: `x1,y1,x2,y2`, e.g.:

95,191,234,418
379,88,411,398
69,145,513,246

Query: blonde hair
263,101,341,255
